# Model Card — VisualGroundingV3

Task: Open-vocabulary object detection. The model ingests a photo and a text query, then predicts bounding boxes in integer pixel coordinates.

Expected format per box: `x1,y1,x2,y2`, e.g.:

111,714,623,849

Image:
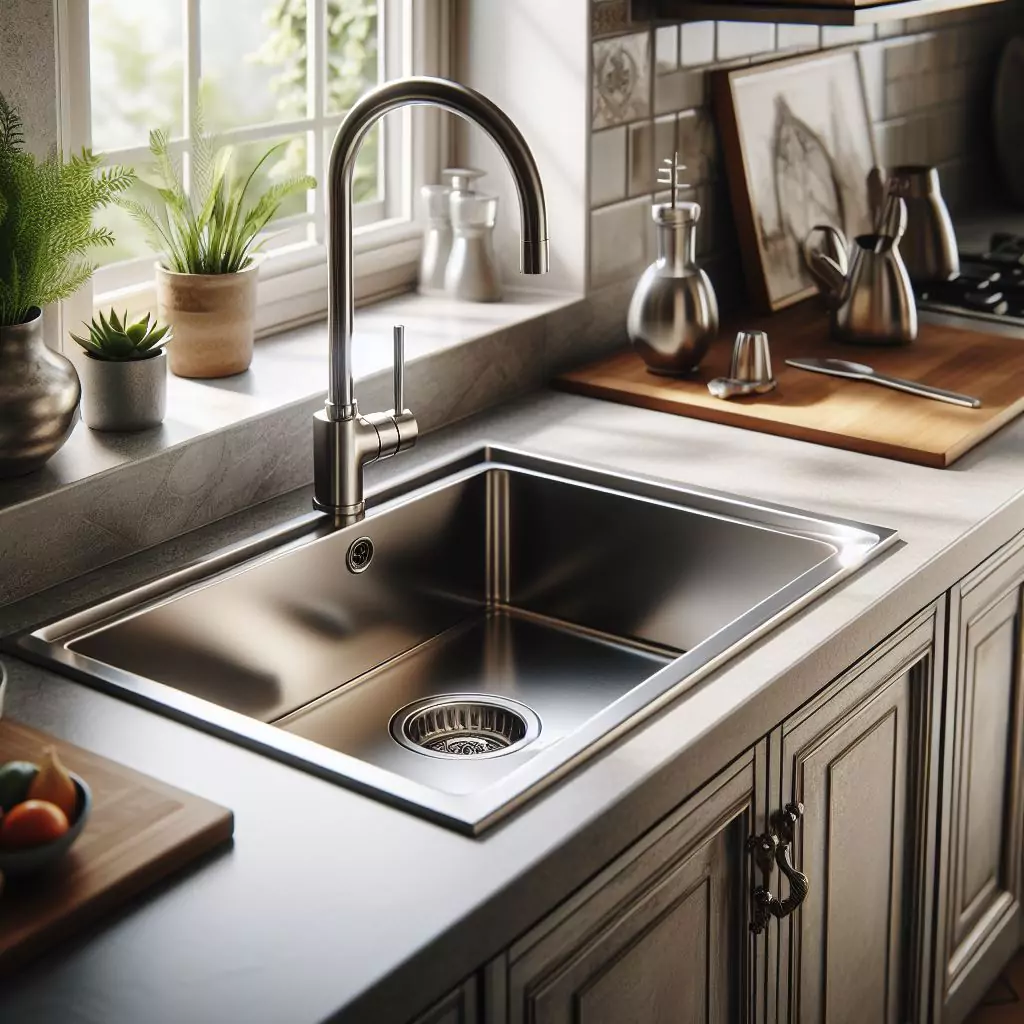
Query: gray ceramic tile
676,108,718,185
655,25,679,73
821,25,875,46
591,0,631,39
590,196,652,290
716,22,775,62
628,116,678,197
680,22,716,67
593,31,652,129
654,68,706,116
858,43,886,123
875,19,906,38
776,25,820,51
591,126,628,208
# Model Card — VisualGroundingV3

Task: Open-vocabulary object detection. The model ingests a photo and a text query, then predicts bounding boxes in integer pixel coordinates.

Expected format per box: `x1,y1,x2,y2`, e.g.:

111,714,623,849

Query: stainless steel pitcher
869,165,959,284
803,201,918,346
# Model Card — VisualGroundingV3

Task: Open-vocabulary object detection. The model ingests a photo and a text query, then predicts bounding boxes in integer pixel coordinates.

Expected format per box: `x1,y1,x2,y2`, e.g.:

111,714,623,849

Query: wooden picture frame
712,48,878,312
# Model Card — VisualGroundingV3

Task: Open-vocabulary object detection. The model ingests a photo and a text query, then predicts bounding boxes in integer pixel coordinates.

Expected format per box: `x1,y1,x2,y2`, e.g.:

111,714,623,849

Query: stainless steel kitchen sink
11,446,896,833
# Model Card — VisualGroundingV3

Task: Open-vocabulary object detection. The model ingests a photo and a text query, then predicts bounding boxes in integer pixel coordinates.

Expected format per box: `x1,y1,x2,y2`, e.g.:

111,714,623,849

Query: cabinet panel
410,976,478,1024
777,610,942,1024
500,753,763,1024
936,536,1024,1023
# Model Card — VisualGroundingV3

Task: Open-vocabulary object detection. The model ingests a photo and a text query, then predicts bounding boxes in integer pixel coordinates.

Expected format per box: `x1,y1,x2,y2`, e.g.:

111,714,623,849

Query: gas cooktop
916,233,1024,327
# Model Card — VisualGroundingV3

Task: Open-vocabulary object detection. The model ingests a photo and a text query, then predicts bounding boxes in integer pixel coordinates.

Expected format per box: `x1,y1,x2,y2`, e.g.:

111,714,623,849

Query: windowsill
0,288,581,516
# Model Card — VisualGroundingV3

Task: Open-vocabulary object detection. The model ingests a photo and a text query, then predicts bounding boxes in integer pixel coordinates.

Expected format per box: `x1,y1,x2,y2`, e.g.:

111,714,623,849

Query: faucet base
312,406,419,520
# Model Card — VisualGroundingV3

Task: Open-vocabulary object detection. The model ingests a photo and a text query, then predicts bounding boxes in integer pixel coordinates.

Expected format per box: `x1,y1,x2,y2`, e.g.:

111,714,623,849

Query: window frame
55,0,450,343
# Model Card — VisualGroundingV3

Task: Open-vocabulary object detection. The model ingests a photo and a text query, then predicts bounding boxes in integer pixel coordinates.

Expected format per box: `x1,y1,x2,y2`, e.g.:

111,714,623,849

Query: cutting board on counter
557,302,1024,467
0,719,233,974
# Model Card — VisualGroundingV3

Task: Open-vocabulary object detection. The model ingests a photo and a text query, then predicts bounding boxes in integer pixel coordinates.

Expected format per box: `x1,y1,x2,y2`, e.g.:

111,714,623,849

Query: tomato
0,800,69,849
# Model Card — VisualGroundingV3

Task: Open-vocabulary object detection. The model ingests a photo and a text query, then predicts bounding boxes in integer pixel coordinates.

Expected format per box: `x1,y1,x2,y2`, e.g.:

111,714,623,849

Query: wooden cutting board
0,720,233,974
557,302,1024,467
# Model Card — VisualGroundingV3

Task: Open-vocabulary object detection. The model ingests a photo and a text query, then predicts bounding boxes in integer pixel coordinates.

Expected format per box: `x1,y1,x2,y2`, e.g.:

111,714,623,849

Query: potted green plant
122,116,315,379
0,94,133,477
71,309,172,431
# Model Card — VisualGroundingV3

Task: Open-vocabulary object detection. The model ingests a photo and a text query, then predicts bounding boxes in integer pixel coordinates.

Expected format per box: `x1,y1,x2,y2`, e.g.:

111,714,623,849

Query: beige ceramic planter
155,262,258,378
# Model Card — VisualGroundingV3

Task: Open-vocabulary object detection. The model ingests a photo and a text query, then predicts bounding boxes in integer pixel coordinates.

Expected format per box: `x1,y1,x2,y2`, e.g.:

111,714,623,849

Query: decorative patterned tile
680,22,716,67
591,0,631,39
593,31,652,130
590,195,652,289
591,126,628,208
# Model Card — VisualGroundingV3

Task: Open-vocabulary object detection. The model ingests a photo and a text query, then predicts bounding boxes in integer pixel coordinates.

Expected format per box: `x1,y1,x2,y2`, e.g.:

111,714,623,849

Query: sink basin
11,446,895,833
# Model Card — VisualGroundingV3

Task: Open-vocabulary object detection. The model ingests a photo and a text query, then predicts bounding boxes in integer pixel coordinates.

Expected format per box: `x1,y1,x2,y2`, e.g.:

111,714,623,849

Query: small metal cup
730,330,773,384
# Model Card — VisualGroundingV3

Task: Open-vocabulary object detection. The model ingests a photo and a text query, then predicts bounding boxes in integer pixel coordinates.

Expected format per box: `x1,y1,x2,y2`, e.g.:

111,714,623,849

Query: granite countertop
4,387,1024,1024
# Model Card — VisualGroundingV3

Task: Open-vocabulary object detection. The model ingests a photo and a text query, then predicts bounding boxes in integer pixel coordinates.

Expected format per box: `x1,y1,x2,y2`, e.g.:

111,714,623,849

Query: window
56,0,449,335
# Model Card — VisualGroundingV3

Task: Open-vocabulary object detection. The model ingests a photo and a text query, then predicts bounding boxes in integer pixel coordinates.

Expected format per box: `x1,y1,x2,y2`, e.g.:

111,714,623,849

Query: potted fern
122,118,315,378
0,94,133,477
72,309,172,431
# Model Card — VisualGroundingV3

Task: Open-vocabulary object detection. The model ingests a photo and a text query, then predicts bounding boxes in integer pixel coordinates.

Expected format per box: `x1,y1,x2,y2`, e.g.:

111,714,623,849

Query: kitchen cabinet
411,976,478,1024
774,607,943,1024
630,0,1004,27
934,534,1024,1023
482,604,944,1024
491,750,767,1023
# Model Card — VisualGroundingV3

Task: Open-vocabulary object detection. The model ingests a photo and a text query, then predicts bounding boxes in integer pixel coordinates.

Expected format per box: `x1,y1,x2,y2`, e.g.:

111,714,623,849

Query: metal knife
785,357,982,409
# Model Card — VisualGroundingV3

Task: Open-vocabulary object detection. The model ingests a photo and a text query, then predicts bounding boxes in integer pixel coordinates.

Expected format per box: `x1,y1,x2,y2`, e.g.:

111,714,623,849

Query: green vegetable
70,308,171,361
0,93,134,327
0,760,39,812
120,105,316,276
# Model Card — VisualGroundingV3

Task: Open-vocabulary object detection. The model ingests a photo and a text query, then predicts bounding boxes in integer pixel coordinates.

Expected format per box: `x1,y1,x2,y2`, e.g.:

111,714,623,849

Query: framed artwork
712,49,877,312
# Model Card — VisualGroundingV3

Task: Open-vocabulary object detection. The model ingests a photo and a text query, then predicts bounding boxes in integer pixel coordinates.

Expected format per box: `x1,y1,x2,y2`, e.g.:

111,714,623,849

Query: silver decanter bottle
627,155,719,375
443,167,502,302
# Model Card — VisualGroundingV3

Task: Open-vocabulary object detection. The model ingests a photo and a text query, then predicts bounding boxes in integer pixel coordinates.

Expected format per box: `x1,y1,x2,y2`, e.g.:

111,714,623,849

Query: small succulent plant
70,309,172,361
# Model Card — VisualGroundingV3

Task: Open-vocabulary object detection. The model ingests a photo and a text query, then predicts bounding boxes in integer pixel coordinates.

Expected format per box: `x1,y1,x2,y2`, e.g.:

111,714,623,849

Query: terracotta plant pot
155,262,258,378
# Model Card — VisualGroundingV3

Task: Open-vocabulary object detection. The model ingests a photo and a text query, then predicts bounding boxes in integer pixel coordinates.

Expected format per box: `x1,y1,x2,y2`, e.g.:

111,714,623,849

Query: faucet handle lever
393,325,405,413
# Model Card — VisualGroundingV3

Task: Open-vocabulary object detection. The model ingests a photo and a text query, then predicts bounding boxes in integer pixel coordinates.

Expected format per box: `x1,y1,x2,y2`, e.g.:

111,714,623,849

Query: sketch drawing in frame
713,49,877,312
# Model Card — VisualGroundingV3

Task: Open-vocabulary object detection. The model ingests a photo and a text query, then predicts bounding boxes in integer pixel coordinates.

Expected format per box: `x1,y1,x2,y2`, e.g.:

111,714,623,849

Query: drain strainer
390,695,541,760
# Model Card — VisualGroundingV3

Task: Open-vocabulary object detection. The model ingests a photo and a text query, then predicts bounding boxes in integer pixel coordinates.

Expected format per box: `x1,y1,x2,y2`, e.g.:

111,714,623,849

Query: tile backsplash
588,1,1024,297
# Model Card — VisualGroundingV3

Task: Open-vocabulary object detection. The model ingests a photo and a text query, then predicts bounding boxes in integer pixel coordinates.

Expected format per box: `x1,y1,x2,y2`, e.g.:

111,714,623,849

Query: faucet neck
325,77,549,419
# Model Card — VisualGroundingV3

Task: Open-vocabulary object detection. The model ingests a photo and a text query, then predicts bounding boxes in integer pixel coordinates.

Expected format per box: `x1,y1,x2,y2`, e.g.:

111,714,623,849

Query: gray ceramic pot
81,350,167,431
0,307,81,477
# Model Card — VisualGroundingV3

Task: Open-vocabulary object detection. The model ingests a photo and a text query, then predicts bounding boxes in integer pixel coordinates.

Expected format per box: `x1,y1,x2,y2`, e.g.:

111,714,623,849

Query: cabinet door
935,536,1024,1023
410,976,478,1024
497,751,765,1024
776,607,943,1024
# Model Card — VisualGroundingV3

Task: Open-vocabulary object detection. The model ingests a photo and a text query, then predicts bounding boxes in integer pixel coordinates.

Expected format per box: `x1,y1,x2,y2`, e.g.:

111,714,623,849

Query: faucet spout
314,76,549,522
326,76,549,418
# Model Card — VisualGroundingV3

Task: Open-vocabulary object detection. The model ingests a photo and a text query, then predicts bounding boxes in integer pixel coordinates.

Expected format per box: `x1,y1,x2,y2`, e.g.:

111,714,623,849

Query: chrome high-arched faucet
313,77,550,521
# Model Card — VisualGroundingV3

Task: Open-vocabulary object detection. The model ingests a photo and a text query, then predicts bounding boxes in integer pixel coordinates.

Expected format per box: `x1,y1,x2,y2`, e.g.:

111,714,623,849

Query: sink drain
390,695,541,760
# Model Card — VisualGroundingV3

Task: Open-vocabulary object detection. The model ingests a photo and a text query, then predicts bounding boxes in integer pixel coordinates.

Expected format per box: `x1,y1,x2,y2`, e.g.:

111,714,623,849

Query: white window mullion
309,0,327,244
182,0,201,199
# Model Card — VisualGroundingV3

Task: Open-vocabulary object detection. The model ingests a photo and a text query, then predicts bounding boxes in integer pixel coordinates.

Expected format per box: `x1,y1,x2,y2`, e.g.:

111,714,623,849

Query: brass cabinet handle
747,802,810,935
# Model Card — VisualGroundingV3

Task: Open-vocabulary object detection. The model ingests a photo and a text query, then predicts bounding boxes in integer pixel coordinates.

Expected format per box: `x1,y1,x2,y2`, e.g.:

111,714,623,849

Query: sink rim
6,443,898,835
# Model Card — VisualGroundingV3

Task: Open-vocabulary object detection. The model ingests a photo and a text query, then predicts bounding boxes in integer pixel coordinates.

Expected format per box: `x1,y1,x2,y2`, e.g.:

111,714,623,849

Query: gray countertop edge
3,387,1024,1024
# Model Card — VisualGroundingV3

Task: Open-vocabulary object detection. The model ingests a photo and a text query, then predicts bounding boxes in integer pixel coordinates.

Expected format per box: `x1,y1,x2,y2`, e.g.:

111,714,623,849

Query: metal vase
0,307,81,478
81,351,167,432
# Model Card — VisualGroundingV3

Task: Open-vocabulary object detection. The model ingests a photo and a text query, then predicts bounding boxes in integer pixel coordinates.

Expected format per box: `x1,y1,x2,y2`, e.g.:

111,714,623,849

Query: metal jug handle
803,224,849,303
867,166,888,228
